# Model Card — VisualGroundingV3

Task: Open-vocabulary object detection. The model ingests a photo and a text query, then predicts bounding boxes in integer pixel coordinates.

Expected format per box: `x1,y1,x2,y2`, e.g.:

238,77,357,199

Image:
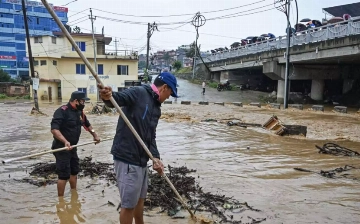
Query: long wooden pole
40,0,194,217
2,137,113,164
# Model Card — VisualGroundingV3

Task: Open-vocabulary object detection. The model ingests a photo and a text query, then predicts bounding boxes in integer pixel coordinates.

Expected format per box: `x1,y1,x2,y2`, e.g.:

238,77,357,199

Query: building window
76,64,86,74
33,60,39,66
98,64,103,75
34,37,42,43
40,60,46,66
78,88,87,96
117,65,128,75
36,17,39,24
72,42,86,52
51,37,56,44
53,60,57,66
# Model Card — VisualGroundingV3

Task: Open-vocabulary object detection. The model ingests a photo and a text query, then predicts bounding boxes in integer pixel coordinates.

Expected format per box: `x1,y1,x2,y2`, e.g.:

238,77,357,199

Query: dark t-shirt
50,103,91,149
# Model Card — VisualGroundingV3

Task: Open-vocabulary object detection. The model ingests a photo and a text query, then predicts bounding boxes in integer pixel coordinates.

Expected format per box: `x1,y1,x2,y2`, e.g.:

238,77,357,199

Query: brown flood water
0,103,360,224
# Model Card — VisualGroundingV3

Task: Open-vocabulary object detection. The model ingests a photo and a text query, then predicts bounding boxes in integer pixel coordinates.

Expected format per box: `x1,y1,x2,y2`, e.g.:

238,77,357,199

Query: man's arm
150,135,164,175
83,115,100,143
101,87,139,108
50,108,71,149
150,136,160,159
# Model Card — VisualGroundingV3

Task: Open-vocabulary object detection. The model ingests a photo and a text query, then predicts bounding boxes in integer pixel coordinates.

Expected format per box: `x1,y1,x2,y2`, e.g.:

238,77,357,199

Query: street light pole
284,0,291,109
21,0,39,111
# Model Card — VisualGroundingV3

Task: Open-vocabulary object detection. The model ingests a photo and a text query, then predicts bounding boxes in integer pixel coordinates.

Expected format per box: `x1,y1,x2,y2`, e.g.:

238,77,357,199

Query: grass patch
0,94,31,100
258,95,277,103
15,95,30,99
174,67,192,74
208,81,218,88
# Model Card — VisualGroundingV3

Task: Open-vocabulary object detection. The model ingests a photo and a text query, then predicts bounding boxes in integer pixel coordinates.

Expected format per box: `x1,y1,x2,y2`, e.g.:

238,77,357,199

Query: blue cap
156,72,178,98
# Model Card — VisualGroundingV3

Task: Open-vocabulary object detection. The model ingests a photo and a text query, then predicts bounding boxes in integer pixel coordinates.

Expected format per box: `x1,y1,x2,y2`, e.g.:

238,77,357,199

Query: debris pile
316,143,360,157
146,165,266,223
89,104,115,115
19,156,115,187
19,160,266,223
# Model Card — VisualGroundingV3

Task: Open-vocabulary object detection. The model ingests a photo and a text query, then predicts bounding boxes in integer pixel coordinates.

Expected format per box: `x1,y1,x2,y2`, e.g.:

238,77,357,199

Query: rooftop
323,2,360,17
52,32,113,45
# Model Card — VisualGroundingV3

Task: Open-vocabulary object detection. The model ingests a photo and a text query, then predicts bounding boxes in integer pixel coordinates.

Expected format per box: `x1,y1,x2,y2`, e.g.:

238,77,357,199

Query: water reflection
56,190,86,224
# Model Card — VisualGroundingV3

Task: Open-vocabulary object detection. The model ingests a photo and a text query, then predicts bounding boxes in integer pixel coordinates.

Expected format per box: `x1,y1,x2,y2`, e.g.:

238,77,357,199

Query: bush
0,94,7,99
208,82,218,88
23,94,30,99
258,95,276,103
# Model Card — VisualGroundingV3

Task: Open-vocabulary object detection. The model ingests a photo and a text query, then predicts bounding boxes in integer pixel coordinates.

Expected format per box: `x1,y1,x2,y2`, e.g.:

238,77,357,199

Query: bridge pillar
220,71,230,83
277,80,285,103
310,79,324,101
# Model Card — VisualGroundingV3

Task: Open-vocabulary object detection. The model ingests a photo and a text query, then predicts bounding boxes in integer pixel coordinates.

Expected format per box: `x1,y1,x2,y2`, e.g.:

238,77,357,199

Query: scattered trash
294,165,359,180
262,116,307,136
17,161,266,223
262,116,286,135
316,143,360,157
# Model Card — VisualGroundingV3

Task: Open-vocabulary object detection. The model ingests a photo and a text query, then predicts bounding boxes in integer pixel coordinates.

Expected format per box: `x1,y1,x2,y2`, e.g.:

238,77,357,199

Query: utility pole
192,40,197,80
22,0,39,111
114,38,118,56
146,22,158,79
191,12,206,80
89,8,99,101
284,0,291,109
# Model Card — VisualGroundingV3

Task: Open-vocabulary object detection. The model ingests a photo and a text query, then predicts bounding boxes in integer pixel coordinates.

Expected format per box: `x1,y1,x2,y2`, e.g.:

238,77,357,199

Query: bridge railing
201,16,360,64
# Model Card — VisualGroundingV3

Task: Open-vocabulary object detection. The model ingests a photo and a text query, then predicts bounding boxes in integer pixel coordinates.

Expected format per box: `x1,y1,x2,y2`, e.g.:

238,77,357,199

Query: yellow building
27,32,138,102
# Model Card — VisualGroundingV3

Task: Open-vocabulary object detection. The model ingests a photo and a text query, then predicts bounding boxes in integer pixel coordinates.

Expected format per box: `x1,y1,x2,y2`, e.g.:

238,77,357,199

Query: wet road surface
168,77,267,103
0,79,360,223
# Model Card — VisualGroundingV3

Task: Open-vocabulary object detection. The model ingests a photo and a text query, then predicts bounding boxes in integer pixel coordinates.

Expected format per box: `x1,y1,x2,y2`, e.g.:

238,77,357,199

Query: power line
67,15,88,24
91,1,267,18
96,15,192,26
67,8,89,18
207,5,277,21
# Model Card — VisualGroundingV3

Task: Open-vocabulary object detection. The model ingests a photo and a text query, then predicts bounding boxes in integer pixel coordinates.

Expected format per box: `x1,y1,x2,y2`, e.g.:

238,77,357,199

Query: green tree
163,52,171,66
172,60,182,70
138,61,146,69
73,26,81,33
185,41,201,58
0,69,11,82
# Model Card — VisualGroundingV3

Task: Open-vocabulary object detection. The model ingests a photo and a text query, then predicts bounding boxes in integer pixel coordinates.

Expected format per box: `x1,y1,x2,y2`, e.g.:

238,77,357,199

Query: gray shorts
114,160,148,209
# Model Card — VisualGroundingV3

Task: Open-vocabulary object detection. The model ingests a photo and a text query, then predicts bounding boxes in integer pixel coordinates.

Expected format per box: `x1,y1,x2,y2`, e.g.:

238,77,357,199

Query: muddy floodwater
1,80,360,224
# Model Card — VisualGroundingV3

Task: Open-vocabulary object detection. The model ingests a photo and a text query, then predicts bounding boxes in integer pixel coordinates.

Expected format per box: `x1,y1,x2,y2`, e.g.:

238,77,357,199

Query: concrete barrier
270,103,281,109
181,101,191,105
312,105,324,112
199,101,209,105
289,104,303,110
233,102,243,107
214,102,224,106
164,101,172,104
4,101,16,104
334,106,347,113
249,102,261,108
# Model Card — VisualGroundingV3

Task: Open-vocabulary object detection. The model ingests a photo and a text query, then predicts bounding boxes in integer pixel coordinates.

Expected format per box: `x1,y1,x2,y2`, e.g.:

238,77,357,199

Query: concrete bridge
198,18,360,103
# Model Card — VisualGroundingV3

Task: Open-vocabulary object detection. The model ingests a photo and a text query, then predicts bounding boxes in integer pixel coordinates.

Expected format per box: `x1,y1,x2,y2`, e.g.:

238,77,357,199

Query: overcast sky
51,0,359,54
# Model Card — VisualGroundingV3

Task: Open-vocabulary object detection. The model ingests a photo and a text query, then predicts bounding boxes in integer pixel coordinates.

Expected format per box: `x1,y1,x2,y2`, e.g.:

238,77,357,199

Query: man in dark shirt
51,91,100,197
98,72,178,224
